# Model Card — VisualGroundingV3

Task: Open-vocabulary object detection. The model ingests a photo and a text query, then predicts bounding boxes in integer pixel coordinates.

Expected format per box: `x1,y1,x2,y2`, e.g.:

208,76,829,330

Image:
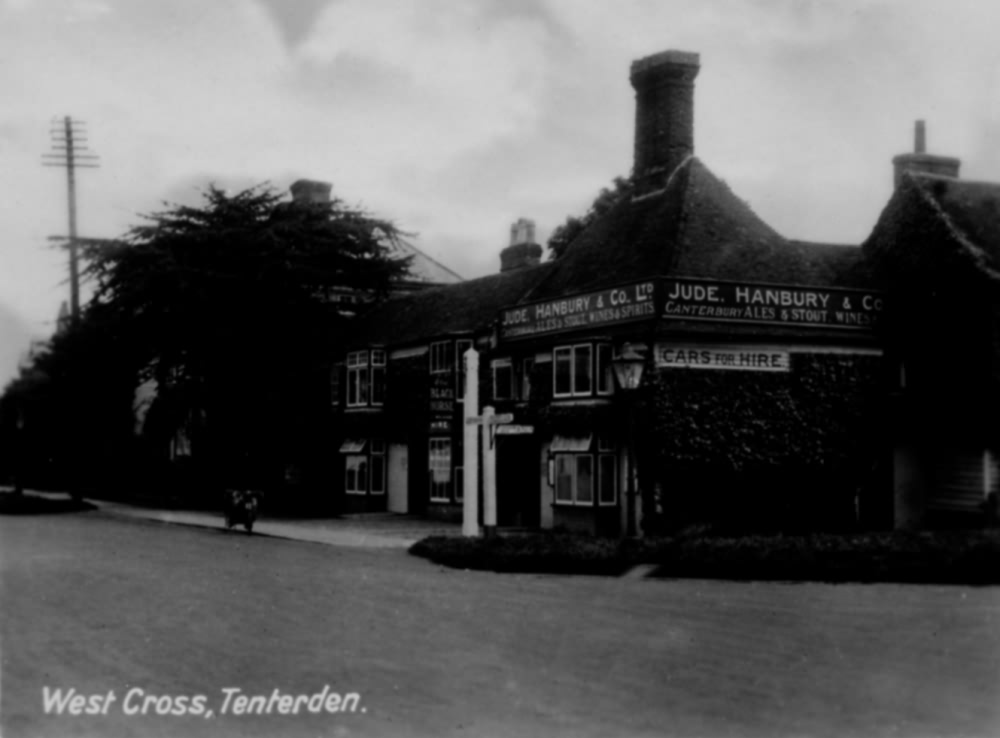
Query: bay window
552,434,617,506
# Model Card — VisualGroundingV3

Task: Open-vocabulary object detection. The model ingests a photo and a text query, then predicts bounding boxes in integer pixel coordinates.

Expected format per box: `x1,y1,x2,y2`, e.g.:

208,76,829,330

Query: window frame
552,436,618,507
346,350,369,408
596,343,614,395
520,357,535,402
430,341,455,375
344,439,385,496
370,350,386,407
346,349,386,408
344,454,369,495
428,437,453,502
492,358,514,401
552,343,602,398
370,440,385,495
456,339,473,400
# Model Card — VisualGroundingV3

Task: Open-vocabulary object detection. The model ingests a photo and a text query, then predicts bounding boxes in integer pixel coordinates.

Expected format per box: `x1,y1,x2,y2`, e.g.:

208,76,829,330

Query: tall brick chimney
630,50,700,195
892,121,960,189
290,179,332,205
500,218,542,272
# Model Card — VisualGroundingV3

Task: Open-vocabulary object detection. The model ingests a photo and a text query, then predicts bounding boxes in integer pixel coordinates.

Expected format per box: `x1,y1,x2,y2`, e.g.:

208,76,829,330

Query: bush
410,529,1000,584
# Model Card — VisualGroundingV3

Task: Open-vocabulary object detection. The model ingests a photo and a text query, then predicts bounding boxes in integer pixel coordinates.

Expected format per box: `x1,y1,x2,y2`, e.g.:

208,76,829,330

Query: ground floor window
341,439,385,496
345,455,368,495
552,435,617,507
429,438,452,501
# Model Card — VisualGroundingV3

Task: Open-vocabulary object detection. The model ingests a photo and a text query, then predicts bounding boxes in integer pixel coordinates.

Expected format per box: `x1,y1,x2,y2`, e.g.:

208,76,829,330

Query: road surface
2,509,998,737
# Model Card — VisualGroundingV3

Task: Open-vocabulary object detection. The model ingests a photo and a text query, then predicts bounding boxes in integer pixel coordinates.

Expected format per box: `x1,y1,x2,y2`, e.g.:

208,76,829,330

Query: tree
76,184,411,497
0,302,139,496
547,176,634,259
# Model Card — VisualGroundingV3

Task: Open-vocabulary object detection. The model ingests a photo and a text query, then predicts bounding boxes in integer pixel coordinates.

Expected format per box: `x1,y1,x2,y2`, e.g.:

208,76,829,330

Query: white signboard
655,344,790,372
465,413,515,425
495,425,534,435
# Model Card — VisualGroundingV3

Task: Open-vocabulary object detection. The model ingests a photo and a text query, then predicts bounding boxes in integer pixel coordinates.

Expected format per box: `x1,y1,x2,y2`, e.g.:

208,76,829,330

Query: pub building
333,48,998,533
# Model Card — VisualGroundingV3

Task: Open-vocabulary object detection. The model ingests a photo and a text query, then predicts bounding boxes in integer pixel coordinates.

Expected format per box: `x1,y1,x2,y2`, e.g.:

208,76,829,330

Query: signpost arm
482,405,497,536
462,348,480,537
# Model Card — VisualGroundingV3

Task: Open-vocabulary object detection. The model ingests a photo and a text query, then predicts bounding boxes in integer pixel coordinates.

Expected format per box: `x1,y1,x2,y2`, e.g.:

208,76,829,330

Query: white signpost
482,406,497,535
462,348,480,537
462,350,527,537
465,407,513,536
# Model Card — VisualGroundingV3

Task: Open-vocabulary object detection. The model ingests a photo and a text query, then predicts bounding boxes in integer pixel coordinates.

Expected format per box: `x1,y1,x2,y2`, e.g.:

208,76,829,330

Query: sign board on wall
499,281,656,340
429,373,454,432
661,278,881,330
656,344,791,372
496,277,883,343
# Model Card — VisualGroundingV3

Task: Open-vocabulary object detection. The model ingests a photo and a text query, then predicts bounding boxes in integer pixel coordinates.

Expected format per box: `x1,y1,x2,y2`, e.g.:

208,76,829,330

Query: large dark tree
547,176,633,259
70,184,411,499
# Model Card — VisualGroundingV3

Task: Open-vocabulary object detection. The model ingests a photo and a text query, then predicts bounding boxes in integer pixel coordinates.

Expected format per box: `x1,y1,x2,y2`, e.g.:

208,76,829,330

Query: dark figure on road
223,489,260,534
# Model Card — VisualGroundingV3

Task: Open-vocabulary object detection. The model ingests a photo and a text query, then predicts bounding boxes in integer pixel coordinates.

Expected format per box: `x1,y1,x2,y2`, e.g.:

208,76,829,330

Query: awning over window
339,439,367,453
550,434,593,453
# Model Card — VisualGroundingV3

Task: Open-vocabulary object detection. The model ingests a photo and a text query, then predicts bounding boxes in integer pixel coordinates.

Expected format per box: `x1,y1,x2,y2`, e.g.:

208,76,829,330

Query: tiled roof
350,157,877,350
522,157,871,302
350,262,555,348
389,239,464,285
863,172,1000,284
917,175,1000,279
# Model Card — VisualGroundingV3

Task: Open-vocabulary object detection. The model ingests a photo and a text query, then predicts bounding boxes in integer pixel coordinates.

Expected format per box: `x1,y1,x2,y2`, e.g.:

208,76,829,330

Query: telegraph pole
42,116,99,322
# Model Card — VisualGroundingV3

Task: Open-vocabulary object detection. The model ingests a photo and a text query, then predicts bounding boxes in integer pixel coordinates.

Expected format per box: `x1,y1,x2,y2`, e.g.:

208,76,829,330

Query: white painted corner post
482,405,497,536
462,348,480,537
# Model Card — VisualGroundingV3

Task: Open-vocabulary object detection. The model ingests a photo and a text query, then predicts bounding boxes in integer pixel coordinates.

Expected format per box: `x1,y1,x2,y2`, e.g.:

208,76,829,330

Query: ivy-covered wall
635,352,886,532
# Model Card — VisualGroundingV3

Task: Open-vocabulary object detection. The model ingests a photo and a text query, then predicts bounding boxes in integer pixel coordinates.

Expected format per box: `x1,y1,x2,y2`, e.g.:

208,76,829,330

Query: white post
482,405,497,536
462,348,480,537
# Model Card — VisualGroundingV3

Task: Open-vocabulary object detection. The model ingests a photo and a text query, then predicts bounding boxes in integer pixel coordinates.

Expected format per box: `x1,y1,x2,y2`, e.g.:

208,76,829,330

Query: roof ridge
664,156,697,274
906,174,1000,281
389,237,464,283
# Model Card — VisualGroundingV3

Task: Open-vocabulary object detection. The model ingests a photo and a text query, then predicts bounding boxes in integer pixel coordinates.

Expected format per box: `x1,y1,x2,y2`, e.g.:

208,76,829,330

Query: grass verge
410,529,1000,584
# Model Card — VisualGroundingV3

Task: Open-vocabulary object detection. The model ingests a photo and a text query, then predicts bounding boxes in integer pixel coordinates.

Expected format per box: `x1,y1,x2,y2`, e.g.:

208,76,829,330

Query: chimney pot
290,179,332,205
892,121,960,189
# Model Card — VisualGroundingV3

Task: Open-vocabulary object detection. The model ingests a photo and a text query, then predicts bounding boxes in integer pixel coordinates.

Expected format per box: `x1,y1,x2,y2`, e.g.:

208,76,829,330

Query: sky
2,0,1000,389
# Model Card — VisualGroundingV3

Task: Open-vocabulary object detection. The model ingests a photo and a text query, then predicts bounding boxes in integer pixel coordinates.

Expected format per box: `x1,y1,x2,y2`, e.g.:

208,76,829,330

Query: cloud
292,0,552,156
255,0,329,49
